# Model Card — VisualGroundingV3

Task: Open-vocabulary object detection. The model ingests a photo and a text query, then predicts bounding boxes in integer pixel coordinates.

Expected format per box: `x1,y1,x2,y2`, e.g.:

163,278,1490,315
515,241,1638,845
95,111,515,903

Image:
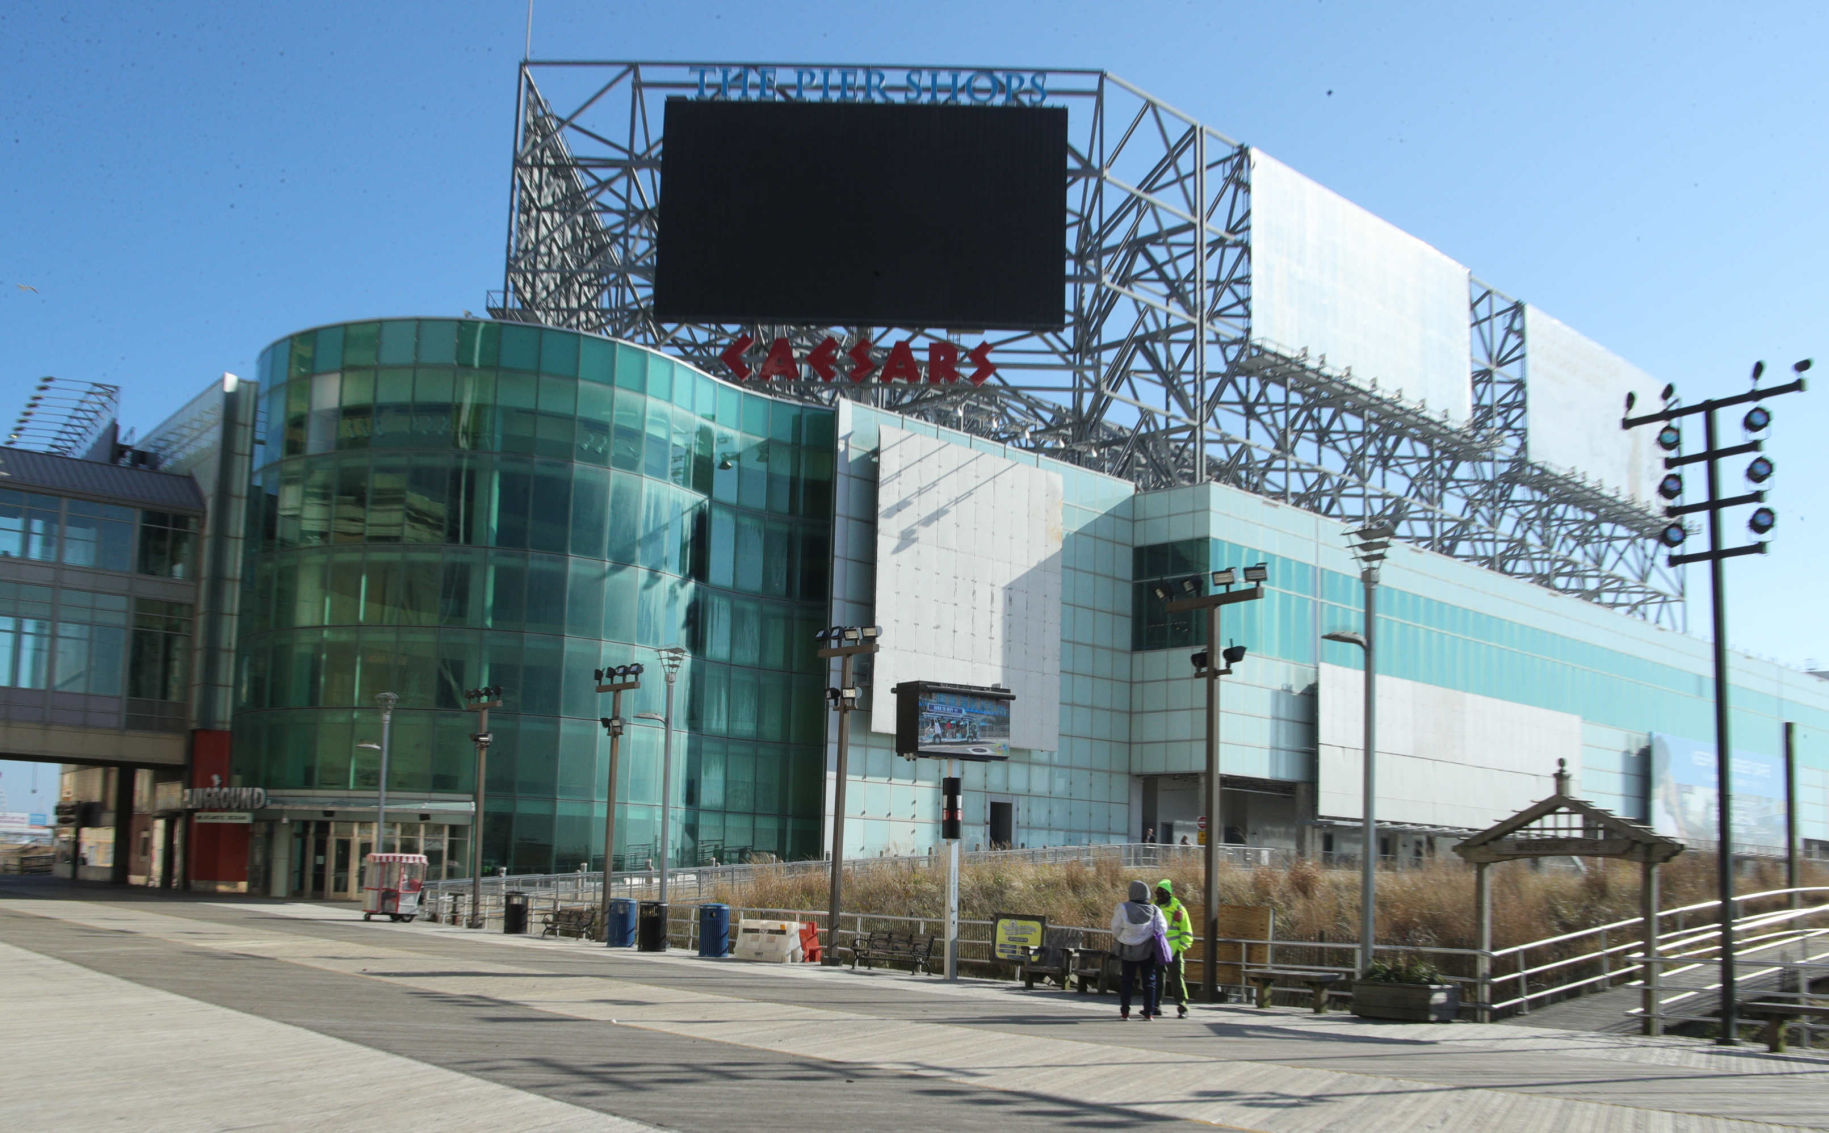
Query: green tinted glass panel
499,324,540,371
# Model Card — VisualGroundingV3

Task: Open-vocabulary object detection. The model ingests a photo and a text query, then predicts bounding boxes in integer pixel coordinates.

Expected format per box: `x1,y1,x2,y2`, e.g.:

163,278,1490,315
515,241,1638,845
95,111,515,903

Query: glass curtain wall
235,319,835,873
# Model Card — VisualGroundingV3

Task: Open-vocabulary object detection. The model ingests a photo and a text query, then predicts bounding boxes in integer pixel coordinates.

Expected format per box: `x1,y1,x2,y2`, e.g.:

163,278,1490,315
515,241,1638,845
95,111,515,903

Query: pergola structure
490,60,1681,624
1453,760,1684,1027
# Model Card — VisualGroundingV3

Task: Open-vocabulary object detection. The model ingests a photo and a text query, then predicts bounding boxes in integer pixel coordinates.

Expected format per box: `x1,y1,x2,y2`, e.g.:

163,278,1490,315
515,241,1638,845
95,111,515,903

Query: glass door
331,831,372,901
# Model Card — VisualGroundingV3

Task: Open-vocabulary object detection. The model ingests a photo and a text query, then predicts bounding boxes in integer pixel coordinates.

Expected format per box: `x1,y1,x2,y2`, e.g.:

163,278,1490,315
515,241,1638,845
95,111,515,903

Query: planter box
1350,980,1460,1023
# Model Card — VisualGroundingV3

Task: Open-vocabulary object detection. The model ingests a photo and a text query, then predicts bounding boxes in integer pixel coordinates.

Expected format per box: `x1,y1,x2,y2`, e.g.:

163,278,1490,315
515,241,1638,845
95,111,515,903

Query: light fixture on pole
814,624,882,965
1321,626,1375,974
368,692,398,857
462,684,503,928
1162,565,1264,1004
1622,357,1810,1045
594,661,643,945
1330,519,1390,976
633,645,687,907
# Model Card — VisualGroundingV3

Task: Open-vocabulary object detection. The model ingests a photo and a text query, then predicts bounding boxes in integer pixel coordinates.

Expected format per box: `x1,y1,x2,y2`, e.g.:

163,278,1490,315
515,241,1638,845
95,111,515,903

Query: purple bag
1151,925,1173,966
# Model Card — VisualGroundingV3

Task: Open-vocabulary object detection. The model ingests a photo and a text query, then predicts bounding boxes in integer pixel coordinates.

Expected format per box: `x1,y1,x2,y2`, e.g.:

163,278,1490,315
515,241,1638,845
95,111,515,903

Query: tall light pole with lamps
814,625,881,965
463,685,502,928
595,661,643,943
1323,521,1391,975
1622,359,1809,1044
1162,565,1264,1004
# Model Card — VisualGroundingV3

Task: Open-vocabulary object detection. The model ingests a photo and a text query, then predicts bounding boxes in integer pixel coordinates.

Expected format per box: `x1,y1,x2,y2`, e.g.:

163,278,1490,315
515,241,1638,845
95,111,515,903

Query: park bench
541,905,600,941
1741,1000,1829,1053
1073,948,1120,994
1245,967,1347,1013
844,930,938,975
1018,927,1084,990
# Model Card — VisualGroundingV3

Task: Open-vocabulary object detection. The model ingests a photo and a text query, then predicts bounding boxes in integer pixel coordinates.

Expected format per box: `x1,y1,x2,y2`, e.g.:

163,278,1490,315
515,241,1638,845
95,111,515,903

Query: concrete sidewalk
2,886,1826,1131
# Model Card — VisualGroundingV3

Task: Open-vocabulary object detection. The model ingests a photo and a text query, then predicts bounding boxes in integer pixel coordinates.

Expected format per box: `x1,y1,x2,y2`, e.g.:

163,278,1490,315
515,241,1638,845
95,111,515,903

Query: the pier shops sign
687,65,1056,106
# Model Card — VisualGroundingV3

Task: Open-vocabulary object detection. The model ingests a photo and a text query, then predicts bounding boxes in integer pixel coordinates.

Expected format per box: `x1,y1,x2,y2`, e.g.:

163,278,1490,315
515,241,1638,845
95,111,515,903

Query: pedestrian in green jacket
1155,879,1193,1017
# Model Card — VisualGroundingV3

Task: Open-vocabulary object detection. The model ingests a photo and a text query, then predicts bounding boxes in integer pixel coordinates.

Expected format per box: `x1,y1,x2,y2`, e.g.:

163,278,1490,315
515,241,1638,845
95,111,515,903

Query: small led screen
894,681,1013,761
656,99,1067,330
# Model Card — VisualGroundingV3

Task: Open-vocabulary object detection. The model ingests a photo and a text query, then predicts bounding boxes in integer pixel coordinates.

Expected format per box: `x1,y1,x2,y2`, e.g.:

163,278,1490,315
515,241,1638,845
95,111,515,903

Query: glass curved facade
234,319,835,872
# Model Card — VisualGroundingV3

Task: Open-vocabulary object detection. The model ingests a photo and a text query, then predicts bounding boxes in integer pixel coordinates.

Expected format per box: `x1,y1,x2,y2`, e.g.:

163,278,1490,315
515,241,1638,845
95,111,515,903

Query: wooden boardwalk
3,880,1826,1132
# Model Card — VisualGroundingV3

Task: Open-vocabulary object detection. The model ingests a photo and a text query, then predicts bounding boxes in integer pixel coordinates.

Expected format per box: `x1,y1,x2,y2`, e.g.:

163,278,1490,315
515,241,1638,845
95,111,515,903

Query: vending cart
361,852,429,922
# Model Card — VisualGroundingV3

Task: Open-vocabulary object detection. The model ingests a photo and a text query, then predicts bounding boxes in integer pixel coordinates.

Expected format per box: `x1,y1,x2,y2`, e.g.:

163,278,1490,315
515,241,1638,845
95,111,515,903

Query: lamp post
634,645,687,905
814,624,881,965
367,692,398,856
1162,565,1264,1004
463,685,503,928
1323,522,1391,975
595,661,643,944
1622,358,1810,1044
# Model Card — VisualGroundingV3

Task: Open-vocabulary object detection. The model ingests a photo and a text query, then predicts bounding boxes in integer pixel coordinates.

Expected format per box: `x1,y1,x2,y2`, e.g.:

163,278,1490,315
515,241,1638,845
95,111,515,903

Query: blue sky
0,0,1823,693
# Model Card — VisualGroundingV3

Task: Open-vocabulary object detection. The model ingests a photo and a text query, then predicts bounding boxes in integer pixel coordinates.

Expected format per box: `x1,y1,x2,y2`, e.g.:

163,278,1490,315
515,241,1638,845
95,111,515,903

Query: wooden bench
1742,1000,1829,1053
1245,967,1347,1013
1073,948,1120,994
541,905,600,941
844,930,938,975
1019,928,1083,990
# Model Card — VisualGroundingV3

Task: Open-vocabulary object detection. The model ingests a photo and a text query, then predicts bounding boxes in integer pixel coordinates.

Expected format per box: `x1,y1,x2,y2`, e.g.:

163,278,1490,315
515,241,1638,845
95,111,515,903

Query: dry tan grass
713,850,1827,957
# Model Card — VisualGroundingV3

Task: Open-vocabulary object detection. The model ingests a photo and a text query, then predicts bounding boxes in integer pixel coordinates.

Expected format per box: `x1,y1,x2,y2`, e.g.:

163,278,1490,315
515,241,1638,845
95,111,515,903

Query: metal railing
1481,886,1829,1023
416,859,1827,1033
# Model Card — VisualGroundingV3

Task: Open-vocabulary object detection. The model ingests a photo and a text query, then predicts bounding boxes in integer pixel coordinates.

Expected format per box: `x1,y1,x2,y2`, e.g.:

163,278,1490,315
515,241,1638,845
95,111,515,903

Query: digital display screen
655,99,1067,330
894,681,1014,761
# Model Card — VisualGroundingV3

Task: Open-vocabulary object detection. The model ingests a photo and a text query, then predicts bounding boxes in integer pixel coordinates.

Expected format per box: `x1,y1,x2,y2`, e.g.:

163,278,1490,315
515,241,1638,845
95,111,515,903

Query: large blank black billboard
654,99,1066,330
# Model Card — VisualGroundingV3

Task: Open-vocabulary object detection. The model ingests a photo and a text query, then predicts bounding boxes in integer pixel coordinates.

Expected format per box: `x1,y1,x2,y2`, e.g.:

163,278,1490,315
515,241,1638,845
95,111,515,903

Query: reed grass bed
712,851,1825,955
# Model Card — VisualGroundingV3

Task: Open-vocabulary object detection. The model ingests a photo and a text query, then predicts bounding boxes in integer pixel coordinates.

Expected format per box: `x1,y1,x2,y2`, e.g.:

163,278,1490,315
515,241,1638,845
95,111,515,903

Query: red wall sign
720,335,996,386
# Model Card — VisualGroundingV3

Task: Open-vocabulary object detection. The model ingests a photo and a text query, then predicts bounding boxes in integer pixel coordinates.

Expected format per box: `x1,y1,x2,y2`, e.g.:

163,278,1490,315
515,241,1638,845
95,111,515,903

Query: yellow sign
991,913,1047,962
1197,830,1207,845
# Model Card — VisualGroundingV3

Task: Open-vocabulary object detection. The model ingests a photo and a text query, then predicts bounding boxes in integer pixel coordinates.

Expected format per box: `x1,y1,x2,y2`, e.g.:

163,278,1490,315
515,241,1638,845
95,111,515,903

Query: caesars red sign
720,335,997,386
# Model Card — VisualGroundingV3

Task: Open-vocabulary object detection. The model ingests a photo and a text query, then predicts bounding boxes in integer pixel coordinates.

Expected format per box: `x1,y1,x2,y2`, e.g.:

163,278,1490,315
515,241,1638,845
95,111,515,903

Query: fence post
1599,927,1610,986
1516,951,1529,1015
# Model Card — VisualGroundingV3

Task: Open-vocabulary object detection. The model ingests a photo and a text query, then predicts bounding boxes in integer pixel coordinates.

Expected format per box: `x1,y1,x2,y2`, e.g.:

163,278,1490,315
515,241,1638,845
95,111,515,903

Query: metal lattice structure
4,377,120,459
491,61,1682,625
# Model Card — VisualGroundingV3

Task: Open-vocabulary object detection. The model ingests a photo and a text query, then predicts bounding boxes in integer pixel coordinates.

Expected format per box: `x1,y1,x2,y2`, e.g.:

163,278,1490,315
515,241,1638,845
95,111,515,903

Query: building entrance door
330,833,372,901
306,823,329,898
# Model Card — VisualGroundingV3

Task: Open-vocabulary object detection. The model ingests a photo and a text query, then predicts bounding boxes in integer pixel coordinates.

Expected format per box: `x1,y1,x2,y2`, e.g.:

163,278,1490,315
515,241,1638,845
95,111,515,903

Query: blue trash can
606,897,637,947
698,903,730,958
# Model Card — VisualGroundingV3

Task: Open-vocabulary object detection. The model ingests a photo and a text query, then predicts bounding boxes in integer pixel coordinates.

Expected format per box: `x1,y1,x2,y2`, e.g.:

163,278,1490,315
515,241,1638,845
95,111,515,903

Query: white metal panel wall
1523,305,1664,504
870,426,1063,751
1250,150,1474,425
1317,663,1582,829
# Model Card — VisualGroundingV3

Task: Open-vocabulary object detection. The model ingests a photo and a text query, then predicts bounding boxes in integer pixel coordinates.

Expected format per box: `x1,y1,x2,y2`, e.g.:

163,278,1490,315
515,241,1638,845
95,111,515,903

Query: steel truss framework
494,61,1682,625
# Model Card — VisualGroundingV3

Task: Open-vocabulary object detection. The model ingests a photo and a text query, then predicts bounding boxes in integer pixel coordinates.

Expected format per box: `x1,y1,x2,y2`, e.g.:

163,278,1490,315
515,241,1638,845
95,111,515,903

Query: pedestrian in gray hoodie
1109,879,1168,1020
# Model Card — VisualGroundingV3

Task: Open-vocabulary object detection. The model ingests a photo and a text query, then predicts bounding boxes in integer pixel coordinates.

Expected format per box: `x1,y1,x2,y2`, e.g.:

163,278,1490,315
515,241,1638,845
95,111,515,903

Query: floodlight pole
595,663,643,944
638,646,687,907
816,627,880,965
1623,363,1808,1045
1166,574,1263,1004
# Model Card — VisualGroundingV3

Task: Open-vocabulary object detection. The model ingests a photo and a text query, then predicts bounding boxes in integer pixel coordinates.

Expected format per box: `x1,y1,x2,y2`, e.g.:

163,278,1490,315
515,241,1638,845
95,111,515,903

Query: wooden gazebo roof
1452,760,1685,866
